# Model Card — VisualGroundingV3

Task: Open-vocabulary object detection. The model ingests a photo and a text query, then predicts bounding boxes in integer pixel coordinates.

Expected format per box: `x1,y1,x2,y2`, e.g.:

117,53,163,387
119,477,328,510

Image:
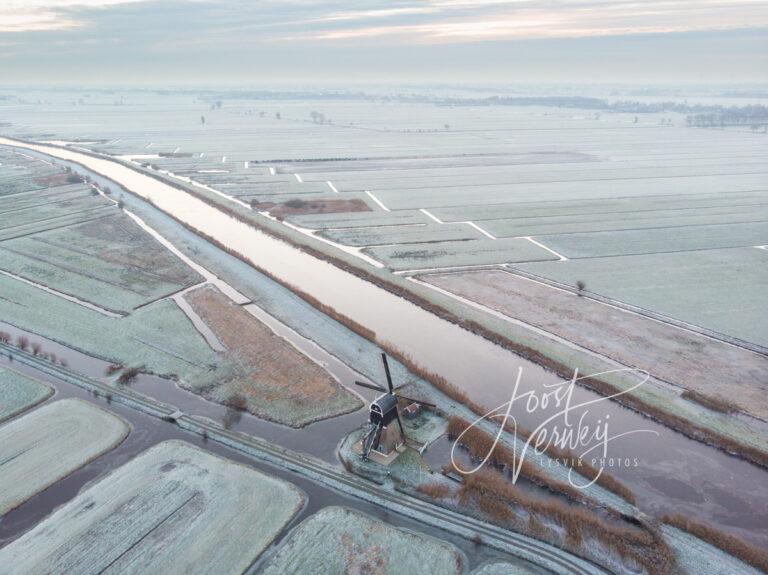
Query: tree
576,280,586,295
275,112,281,120
444,124,450,130
201,115,206,125
16,335,29,351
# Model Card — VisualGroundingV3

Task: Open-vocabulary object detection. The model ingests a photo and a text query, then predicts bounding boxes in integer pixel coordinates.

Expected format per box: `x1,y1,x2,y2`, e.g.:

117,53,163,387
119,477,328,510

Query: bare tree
16,335,29,351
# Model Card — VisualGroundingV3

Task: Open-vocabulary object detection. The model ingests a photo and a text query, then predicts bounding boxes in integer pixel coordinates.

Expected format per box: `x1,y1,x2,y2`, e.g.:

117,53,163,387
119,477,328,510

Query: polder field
1,88,765,348
0,147,362,427
2,89,768,574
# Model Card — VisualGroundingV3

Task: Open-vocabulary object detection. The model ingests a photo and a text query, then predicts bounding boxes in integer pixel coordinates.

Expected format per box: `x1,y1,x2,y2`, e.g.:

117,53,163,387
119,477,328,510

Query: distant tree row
685,106,768,130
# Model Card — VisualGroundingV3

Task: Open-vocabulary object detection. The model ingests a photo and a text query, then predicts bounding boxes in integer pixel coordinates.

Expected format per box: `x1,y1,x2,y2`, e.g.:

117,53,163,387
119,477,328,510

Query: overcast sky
2,0,767,86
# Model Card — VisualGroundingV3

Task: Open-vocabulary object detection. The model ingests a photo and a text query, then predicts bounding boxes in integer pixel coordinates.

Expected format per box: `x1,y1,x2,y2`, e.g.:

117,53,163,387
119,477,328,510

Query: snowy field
0,398,128,515
261,506,464,575
0,440,304,574
0,366,53,423
1,90,765,344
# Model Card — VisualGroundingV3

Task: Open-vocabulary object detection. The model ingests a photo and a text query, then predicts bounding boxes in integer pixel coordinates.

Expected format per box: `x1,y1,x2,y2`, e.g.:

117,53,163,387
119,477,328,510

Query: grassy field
0,440,304,574
184,285,362,426
261,506,464,575
471,562,542,575
0,398,128,515
661,526,763,575
517,247,768,347
420,269,768,419
365,238,558,271
0,366,53,423
2,91,765,343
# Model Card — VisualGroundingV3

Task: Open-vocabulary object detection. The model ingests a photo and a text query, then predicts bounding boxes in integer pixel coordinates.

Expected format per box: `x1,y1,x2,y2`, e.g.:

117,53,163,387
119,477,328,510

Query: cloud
0,0,153,32
290,0,768,43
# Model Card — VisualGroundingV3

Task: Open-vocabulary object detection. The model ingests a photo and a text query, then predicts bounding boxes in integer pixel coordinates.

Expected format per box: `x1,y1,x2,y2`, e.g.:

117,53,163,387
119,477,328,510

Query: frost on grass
0,398,128,515
471,561,541,575
261,506,464,575
0,212,202,313
184,284,362,427
421,269,768,421
0,440,304,575
662,526,763,575
0,366,53,423
364,237,557,271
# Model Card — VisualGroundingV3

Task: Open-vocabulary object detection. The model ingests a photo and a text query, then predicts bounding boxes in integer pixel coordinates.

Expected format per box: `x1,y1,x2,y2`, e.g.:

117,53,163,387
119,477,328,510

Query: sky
1,0,767,86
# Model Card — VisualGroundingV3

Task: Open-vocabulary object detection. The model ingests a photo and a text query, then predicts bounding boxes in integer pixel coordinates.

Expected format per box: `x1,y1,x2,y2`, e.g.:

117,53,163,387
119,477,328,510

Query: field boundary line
504,266,768,357
521,236,568,260
365,191,390,212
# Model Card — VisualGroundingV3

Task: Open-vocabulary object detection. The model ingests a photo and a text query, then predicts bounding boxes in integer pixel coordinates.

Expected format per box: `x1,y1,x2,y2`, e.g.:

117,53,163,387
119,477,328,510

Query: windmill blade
354,380,386,393
381,353,394,394
395,394,436,408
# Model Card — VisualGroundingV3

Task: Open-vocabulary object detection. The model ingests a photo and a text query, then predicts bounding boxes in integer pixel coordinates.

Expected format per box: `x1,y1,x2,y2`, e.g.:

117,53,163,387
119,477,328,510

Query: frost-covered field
518,247,768,346
0,366,53,422
471,562,541,575
421,269,768,418
261,506,464,575
0,398,128,515
1,89,765,339
0,440,304,574
662,526,763,575
365,237,558,270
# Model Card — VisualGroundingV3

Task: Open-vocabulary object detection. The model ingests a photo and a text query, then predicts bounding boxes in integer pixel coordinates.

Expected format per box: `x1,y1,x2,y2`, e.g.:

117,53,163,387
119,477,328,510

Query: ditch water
0,356,545,574
2,139,767,548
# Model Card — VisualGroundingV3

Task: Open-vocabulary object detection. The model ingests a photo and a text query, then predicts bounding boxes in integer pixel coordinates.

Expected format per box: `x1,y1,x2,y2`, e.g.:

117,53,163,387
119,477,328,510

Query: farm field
517,247,768,347
2,90,768,573
183,285,362,426
0,151,202,313
0,398,128,515
260,506,464,575
365,237,558,271
0,366,53,423
420,269,768,418
1,93,765,345
0,150,366,427
0,440,304,574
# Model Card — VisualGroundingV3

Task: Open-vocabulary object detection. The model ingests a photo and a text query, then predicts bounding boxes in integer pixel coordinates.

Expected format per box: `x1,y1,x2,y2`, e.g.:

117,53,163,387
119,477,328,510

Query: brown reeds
458,467,676,575
680,390,737,414
416,483,451,499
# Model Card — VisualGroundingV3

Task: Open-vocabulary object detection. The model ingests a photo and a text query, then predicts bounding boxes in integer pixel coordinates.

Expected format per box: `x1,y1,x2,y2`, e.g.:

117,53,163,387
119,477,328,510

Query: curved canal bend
1,138,767,547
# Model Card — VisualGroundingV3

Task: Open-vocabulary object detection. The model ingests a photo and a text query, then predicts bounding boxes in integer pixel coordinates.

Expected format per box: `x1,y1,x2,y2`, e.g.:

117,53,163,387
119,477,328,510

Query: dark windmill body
355,354,435,461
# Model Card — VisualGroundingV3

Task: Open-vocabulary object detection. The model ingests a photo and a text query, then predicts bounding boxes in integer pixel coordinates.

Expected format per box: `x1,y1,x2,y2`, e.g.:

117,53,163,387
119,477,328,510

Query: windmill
354,353,435,461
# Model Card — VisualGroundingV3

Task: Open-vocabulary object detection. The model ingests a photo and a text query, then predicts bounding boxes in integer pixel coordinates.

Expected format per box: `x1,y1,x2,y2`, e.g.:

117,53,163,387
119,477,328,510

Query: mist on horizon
1,0,767,87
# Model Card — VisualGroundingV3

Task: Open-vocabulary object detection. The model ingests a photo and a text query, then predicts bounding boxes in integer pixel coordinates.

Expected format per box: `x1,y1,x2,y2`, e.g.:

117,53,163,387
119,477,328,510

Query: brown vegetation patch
32,173,71,187
456,468,676,575
252,197,370,219
662,513,768,573
416,483,451,499
446,416,633,507
184,285,360,426
680,389,738,414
